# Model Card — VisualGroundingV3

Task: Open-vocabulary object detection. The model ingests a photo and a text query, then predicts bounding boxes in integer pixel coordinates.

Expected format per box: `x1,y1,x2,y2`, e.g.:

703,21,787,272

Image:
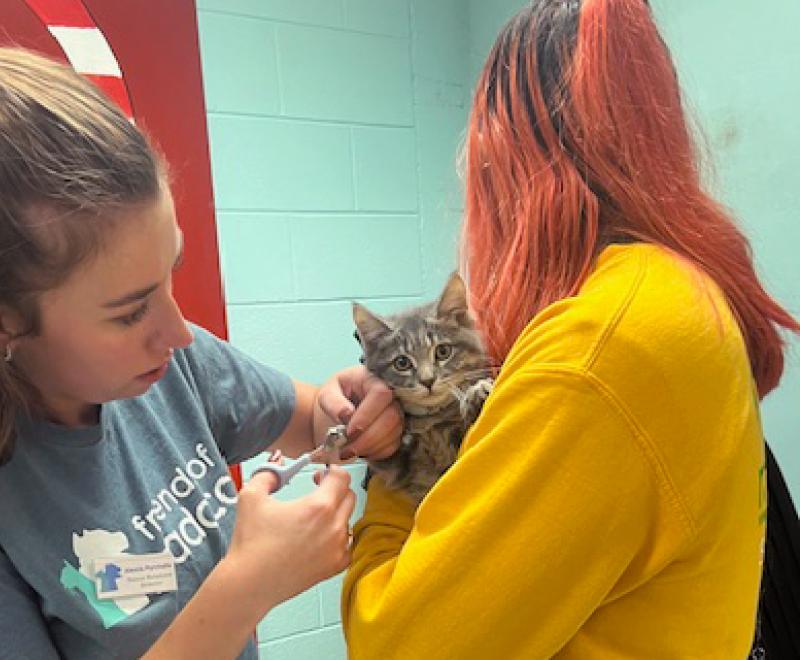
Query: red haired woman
342,1,799,657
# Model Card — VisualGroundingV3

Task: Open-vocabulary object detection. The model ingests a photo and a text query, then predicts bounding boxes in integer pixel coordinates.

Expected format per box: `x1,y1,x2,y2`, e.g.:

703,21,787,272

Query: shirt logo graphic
96,563,122,592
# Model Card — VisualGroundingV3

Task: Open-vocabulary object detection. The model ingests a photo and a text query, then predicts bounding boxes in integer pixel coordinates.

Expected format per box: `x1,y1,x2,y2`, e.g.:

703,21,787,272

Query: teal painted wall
468,0,528,85
198,1,798,656
197,0,469,656
467,0,800,503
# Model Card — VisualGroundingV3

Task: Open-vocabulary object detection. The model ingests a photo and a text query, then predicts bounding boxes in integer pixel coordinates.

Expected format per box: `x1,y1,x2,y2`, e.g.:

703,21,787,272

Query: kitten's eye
393,355,413,372
434,344,453,361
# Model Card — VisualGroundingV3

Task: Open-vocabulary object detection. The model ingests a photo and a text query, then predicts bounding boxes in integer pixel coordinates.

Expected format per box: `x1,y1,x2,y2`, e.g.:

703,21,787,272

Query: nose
153,293,193,353
419,375,435,390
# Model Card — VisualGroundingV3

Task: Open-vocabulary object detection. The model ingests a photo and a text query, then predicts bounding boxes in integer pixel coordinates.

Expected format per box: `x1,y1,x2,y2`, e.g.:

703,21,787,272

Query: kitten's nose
420,376,435,390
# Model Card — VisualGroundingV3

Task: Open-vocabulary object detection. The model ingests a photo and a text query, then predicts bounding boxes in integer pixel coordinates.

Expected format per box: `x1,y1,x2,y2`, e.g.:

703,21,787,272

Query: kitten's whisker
438,369,493,386
445,383,467,404
440,366,492,378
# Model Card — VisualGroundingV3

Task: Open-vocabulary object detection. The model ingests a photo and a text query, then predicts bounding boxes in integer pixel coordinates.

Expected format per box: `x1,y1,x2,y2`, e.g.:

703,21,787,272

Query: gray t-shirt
0,325,295,659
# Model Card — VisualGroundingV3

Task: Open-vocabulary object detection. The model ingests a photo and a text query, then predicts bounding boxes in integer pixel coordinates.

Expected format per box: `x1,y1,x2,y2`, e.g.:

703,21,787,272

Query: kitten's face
353,273,487,413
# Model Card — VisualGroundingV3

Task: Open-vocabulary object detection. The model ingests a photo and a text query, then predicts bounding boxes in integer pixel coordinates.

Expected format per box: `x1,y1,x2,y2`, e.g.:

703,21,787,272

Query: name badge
94,552,177,600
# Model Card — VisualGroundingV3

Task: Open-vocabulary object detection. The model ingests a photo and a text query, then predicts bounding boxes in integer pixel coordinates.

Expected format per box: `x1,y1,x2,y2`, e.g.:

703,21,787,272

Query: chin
397,388,453,411
116,379,155,401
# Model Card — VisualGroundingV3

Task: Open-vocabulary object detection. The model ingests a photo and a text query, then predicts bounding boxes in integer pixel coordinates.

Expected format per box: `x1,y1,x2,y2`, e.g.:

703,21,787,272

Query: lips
139,350,175,379
137,357,171,382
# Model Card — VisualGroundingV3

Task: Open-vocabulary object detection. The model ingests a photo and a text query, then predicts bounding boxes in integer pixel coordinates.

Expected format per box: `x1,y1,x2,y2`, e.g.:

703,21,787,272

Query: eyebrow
102,234,185,309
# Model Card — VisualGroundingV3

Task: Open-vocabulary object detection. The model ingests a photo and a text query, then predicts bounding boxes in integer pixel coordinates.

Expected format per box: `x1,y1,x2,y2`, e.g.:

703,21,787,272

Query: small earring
3,344,12,363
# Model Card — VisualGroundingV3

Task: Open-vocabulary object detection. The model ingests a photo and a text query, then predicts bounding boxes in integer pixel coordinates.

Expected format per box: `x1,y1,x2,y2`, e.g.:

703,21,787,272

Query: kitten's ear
352,329,366,364
352,302,391,345
436,272,471,327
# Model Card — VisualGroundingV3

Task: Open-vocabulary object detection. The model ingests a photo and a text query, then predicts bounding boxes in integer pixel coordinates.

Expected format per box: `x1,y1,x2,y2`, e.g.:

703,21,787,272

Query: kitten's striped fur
353,273,493,504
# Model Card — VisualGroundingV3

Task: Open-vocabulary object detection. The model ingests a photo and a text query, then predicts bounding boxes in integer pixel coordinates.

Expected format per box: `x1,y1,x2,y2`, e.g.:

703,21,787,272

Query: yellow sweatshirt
342,243,766,659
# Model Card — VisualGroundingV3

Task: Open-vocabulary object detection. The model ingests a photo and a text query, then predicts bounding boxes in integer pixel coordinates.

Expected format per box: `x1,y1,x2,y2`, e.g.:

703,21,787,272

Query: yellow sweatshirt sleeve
342,366,694,659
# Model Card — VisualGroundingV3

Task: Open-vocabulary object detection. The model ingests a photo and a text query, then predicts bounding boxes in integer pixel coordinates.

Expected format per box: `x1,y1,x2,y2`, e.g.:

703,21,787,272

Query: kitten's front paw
460,378,494,425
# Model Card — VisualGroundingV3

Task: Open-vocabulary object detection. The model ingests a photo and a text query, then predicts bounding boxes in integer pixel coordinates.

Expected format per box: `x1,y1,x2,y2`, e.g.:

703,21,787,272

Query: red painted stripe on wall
23,0,94,28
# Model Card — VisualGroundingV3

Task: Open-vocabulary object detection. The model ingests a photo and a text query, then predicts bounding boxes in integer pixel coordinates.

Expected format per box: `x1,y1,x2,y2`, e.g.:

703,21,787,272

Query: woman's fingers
344,372,402,459
344,372,394,437
310,465,351,500
246,466,280,495
316,366,403,460
316,373,358,423
345,404,403,459
337,488,356,527
310,467,356,527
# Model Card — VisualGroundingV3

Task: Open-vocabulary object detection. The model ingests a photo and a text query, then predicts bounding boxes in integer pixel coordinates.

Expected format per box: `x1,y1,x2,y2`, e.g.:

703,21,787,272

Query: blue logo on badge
96,563,123,592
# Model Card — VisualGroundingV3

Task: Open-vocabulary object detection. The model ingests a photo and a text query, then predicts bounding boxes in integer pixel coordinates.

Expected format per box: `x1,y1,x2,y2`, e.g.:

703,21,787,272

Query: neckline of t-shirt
16,404,109,448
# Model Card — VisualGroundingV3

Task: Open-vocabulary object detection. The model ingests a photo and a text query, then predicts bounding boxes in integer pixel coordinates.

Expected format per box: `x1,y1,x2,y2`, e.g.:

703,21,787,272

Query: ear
0,305,23,349
436,272,471,327
352,302,391,345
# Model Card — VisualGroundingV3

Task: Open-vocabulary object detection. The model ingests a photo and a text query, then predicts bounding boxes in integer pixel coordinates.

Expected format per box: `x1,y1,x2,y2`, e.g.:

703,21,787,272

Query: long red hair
463,0,799,397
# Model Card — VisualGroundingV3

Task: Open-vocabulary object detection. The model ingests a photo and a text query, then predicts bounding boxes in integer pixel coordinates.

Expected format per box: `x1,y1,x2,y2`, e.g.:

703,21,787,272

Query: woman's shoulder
501,243,762,531
505,242,749,381
589,243,749,378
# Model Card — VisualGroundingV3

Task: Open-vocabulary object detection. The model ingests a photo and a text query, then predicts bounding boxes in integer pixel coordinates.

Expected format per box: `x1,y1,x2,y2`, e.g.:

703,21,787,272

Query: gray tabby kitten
352,272,493,505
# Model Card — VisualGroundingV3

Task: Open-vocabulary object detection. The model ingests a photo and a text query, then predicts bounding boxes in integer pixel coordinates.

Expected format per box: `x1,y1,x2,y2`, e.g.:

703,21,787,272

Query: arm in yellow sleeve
342,367,693,659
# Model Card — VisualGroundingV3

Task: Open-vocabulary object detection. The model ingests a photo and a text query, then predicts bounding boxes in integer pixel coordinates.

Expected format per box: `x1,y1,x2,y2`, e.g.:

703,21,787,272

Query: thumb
246,468,281,495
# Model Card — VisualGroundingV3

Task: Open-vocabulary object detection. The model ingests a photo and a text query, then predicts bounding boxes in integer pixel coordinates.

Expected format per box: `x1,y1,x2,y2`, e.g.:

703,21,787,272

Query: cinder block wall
197,1,469,656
